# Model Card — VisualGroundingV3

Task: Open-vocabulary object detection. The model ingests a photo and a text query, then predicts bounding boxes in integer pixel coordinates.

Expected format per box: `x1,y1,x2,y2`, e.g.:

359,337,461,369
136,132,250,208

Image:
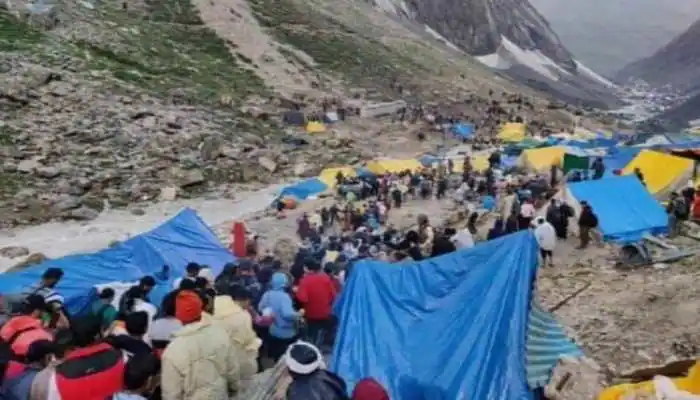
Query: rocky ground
0,0,602,229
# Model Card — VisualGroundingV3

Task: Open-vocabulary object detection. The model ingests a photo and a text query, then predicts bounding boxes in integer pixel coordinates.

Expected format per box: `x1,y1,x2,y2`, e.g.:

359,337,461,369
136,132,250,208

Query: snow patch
475,36,572,81
423,25,461,52
575,60,617,88
373,0,411,17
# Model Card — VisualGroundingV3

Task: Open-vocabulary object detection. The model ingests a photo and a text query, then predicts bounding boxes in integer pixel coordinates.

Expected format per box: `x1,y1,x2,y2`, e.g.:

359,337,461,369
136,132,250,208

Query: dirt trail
191,0,316,96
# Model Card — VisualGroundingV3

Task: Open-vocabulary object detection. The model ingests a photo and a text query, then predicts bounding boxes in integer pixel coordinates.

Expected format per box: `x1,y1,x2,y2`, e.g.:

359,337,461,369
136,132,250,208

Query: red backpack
54,342,124,400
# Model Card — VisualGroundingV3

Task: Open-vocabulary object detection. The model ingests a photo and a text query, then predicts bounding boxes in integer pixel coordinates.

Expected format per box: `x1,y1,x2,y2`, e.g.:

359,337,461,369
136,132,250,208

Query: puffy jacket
295,273,337,321
286,370,349,400
161,316,242,400
258,273,300,339
0,316,53,357
212,296,260,391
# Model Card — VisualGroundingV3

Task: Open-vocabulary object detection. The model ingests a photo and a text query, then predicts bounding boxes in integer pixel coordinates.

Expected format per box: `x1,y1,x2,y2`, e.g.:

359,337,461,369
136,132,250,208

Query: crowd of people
0,144,651,400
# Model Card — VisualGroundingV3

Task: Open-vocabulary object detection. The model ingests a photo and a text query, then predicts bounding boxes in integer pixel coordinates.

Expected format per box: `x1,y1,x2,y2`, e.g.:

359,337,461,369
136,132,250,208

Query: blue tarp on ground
451,123,475,139
0,208,235,315
278,178,328,200
332,231,539,400
568,176,668,242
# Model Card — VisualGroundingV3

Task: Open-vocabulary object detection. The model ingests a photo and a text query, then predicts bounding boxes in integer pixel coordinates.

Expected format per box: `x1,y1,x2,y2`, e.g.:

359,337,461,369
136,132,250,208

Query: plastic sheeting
567,176,668,242
279,178,329,200
366,159,423,175
622,150,694,198
318,167,357,188
305,121,326,133
499,123,527,142
518,147,566,171
0,208,235,315
451,123,474,139
332,231,539,400
526,301,583,389
602,147,640,176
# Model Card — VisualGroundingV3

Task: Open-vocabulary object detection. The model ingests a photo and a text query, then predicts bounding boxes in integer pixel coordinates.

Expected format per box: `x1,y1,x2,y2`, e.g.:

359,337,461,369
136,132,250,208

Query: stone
179,170,205,188
35,166,61,178
52,195,82,211
0,246,30,258
16,159,39,173
159,186,178,201
130,208,145,216
65,206,100,221
258,156,277,173
9,253,48,272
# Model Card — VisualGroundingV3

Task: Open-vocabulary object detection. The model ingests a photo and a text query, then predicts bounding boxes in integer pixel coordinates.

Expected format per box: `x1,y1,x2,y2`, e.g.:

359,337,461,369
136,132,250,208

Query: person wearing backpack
0,295,53,360
668,192,690,238
18,268,69,330
49,318,125,400
89,288,118,334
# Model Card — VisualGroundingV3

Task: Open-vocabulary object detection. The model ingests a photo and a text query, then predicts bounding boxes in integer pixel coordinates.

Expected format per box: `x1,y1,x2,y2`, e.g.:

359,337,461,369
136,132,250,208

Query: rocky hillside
615,18,700,94
370,0,621,108
0,0,594,228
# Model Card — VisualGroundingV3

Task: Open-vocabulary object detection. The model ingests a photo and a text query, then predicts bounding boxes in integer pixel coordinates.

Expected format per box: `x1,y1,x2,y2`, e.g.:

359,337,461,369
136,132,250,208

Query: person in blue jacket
258,272,304,361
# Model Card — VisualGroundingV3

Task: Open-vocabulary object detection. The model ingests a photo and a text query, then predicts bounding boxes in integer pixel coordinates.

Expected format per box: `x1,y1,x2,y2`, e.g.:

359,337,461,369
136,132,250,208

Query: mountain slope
368,0,621,108
615,18,700,93
1,0,594,227
530,0,700,77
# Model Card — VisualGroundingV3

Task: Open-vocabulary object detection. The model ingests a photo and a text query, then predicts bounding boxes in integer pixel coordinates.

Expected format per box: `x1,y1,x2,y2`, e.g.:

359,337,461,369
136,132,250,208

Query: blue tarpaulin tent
332,231,539,400
451,123,474,139
0,208,235,314
278,178,328,200
602,147,640,176
567,176,668,242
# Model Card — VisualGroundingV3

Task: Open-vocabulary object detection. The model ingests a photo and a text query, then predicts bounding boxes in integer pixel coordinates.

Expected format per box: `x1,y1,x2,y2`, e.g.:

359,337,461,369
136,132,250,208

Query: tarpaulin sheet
518,146,566,171
568,176,668,242
279,178,328,200
499,123,527,142
318,167,356,188
366,159,422,174
622,150,693,197
0,209,235,314
331,231,538,400
451,123,474,139
602,147,640,176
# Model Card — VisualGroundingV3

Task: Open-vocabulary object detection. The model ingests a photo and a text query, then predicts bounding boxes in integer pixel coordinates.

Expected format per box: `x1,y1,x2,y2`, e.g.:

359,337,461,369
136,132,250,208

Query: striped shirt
21,284,64,305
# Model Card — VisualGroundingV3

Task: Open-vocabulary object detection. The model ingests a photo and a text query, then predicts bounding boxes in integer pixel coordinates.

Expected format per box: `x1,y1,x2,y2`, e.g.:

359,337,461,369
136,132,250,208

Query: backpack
54,342,124,400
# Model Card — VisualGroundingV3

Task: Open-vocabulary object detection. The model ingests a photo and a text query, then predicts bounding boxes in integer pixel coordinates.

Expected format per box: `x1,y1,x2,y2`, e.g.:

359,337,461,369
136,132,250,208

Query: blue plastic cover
451,123,474,139
331,231,538,400
602,147,640,176
418,154,439,167
0,208,235,314
279,178,329,200
568,176,668,242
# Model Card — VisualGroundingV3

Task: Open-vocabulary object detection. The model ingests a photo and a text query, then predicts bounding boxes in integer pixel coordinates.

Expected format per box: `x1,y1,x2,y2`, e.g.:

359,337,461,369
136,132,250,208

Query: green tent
562,153,589,174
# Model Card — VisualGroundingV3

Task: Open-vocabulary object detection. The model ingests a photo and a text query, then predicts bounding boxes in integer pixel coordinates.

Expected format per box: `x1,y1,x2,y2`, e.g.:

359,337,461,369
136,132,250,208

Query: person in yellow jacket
212,287,261,392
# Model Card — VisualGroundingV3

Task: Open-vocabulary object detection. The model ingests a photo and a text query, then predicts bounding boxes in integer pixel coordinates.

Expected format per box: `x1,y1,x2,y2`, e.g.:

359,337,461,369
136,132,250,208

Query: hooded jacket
212,295,260,390
257,273,300,339
161,316,242,400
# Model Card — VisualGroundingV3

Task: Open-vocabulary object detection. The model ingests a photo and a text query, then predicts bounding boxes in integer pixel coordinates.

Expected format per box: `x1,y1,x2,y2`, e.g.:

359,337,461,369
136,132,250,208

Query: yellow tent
518,146,566,171
318,166,356,188
498,123,526,142
305,121,326,134
622,150,693,197
451,154,490,173
366,159,422,175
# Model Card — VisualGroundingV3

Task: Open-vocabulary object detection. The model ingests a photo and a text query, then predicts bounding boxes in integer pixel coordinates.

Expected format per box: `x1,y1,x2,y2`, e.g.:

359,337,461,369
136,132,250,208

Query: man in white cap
534,216,556,267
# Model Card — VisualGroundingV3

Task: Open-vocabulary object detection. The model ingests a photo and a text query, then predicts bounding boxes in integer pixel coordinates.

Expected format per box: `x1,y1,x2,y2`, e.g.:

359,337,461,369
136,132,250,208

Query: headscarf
175,290,203,324
270,272,289,290
352,378,390,400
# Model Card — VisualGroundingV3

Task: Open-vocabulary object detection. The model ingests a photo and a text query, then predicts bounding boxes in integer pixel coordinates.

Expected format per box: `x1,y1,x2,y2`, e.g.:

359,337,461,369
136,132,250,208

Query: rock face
370,0,621,108
615,18,700,93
